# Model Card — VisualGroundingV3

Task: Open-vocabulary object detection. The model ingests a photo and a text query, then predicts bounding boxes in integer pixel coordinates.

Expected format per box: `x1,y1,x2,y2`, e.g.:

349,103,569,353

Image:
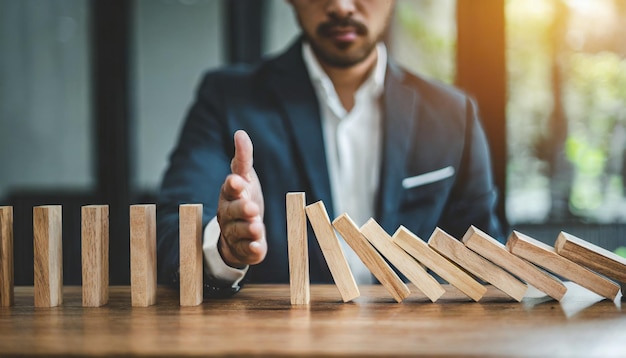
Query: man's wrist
203,217,248,288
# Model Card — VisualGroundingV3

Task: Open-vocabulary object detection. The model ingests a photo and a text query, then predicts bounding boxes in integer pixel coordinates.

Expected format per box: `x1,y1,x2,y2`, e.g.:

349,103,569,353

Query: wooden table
1,284,624,357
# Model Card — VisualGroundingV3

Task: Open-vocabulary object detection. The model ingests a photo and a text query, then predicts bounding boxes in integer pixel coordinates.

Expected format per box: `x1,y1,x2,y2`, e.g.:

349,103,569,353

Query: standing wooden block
82,205,109,307
179,204,203,306
33,205,63,307
392,227,486,302
462,226,567,301
286,193,310,305
555,232,626,283
0,207,14,307
507,231,620,300
333,214,410,303
305,201,359,302
130,204,157,307
429,228,527,301
360,219,444,302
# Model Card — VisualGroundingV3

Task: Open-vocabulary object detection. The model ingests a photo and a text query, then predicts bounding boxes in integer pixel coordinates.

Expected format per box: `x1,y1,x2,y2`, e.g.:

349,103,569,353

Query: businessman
156,0,504,296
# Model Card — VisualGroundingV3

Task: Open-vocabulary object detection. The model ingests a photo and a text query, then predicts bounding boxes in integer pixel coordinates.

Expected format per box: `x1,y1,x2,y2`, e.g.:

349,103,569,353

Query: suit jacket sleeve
439,97,504,242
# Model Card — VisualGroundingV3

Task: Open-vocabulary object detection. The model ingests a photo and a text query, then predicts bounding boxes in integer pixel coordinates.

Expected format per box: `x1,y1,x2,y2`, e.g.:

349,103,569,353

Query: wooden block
82,205,109,307
392,226,486,301
33,205,63,307
360,219,444,302
179,204,203,306
429,228,527,301
555,231,626,283
507,231,620,300
462,226,567,301
333,214,410,303
286,193,310,305
130,204,157,307
0,207,14,307
305,201,359,302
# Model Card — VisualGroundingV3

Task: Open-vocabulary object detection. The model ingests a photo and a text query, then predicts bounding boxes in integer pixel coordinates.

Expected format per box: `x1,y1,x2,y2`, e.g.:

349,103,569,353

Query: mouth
327,26,358,43
317,18,368,45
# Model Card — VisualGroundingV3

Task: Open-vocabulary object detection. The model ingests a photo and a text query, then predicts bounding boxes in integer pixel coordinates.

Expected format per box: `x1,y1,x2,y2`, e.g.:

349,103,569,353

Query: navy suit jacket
156,39,503,288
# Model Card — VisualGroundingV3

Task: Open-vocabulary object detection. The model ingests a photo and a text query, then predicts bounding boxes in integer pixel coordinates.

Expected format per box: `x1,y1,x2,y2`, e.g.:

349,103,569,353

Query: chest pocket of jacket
400,176,453,211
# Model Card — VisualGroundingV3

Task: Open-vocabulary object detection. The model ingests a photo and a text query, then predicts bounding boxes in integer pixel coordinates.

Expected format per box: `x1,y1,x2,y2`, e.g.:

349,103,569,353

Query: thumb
231,130,254,180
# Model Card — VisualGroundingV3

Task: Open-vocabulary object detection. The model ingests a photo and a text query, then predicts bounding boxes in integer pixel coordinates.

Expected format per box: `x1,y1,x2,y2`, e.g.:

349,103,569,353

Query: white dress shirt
202,42,387,286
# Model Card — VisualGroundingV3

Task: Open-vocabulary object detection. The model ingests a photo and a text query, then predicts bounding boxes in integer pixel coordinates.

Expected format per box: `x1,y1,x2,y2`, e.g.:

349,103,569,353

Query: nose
325,0,356,19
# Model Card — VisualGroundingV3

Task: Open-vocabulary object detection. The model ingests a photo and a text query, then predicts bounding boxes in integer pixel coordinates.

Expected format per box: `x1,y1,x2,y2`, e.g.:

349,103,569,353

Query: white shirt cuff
203,216,248,287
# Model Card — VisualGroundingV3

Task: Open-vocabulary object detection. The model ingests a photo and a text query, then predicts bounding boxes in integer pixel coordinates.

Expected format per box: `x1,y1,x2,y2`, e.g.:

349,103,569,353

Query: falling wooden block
82,205,109,307
130,204,157,307
333,214,410,303
33,205,63,307
507,231,620,300
393,226,486,301
179,204,203,306
286,193,310,305
555,232,626,283
462,226,567,301
429,228,527,301
0,207,14,307
305,201,359,302
360,219,444,302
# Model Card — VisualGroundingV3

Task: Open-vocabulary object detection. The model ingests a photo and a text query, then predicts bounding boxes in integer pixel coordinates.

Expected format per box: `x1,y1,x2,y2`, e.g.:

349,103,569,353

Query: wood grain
393,226,486,301
3,284,623,357
305,201,359,302
286,193,310,305
430,228,527,301
555,231,626,283
360,219,444,302
130,204,157,307
179,204,204,306
462,225,566,301
82,205,109,307
333,214,410,303
507,231,620,300
33,205,63,307
0,206,13,307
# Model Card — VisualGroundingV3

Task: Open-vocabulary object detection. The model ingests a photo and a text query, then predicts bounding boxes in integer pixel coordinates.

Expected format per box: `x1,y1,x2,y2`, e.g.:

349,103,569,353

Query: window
506,0,626,224
390,0,457,84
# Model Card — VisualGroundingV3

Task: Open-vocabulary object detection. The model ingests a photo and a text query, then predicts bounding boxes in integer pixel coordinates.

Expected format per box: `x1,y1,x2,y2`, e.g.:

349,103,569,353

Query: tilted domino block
462,226,566,301
392,226,486,302
333,214,410,303
305,201,359,302
507,231,619,300
555,231,626,283
429,228,527,302
360,219,444,302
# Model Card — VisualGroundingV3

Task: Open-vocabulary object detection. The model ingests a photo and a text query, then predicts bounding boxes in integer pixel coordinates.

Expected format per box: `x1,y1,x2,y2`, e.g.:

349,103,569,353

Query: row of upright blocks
0,204,204,308
286,192,626,304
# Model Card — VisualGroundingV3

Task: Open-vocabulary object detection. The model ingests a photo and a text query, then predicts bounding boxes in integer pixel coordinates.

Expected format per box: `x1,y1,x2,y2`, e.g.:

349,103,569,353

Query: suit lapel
376,62,418,231
267,40,335,218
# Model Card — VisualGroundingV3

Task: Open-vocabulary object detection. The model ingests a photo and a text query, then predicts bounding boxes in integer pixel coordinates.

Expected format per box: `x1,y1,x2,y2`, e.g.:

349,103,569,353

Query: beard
304,16,384,68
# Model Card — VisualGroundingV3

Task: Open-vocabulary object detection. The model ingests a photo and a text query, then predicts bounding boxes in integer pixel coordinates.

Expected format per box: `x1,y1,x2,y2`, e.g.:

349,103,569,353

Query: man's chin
311,42,374,68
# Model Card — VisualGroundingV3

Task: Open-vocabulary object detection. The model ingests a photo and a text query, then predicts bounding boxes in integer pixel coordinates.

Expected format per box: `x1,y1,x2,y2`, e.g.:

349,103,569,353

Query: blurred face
288,0,395,68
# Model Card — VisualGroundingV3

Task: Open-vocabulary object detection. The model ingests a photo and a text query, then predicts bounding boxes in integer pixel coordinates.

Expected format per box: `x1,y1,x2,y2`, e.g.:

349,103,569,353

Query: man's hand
217,130,267,267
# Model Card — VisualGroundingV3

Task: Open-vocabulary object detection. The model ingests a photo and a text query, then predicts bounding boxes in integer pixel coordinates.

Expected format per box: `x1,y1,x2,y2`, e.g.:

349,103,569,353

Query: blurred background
1,0,625,285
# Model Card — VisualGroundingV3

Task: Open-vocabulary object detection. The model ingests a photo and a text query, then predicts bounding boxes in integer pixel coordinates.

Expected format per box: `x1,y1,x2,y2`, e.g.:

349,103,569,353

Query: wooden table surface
1,284,625,357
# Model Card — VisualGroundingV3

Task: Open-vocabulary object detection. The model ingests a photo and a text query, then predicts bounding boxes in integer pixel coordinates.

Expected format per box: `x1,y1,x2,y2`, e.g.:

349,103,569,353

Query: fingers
231,130,254,180
219,219,267,266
